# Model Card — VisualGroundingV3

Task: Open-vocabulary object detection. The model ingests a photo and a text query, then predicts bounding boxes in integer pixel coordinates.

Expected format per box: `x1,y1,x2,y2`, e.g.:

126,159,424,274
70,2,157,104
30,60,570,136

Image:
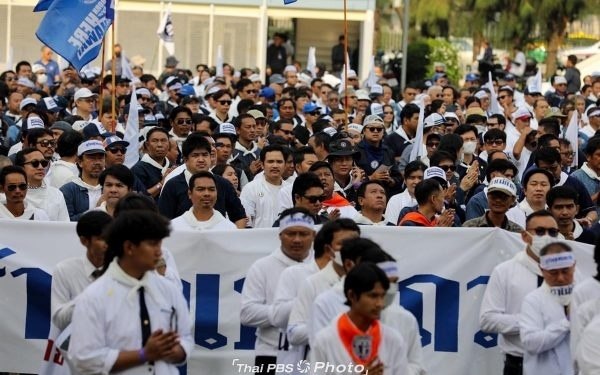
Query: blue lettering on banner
12,268,52,339
399,275,460,352
467,276,498,348
233,277,258,350
0,247,16,277
195,274,227,349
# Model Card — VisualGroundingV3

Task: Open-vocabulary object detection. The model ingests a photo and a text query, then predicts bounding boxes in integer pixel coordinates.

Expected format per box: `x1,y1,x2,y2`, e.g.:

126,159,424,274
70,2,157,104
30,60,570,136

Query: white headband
377,261,399,279
540,252,575,270
279,213,315,233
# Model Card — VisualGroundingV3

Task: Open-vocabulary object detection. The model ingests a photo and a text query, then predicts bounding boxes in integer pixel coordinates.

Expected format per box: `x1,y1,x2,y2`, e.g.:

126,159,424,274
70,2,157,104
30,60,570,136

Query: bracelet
138,348,147,363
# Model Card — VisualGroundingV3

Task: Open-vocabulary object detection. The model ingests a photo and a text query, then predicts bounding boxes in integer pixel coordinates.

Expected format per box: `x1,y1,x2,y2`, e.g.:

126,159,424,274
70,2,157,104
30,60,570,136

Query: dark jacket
60,182,91,221
355,140,403,196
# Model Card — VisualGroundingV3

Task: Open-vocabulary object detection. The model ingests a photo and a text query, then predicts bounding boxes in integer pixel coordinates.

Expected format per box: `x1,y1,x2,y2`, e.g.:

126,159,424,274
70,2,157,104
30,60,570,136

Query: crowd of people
1,42,600,374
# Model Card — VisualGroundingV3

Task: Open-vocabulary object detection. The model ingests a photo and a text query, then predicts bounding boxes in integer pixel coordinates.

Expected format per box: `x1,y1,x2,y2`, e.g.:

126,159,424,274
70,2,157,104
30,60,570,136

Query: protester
0,165,49,220
547,186,596,244
97,165,134,217
353,180,393,225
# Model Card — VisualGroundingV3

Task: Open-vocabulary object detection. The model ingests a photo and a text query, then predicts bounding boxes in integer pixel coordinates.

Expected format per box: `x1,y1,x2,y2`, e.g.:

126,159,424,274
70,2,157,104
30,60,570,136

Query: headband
540,252,575,270
279,213,315,233
377,261,399,279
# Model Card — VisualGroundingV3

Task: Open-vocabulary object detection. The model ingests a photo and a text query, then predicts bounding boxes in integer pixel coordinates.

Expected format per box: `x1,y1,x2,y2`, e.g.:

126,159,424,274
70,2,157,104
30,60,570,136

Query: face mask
384,282,398,309
475,125,486,134
333,250,343,266
530,234,562,257
37,74,48,85
463,141,477,155
548,284,573,306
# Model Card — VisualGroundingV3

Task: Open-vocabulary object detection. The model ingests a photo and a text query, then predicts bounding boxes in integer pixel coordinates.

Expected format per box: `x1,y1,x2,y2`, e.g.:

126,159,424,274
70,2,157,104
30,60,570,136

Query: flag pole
99,37,106,119
110,22,116,134
343,0,349,127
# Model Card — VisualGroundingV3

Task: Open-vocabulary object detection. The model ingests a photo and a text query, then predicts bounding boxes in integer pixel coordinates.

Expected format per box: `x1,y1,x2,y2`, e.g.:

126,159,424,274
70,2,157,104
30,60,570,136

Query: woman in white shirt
386,161,426,225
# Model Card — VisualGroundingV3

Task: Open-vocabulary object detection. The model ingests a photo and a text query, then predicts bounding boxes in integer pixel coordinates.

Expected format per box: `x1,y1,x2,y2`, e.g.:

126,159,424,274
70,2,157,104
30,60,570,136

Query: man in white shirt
580,106,600,139
520,242,575,375
310,262,410,375
480,210,563,375
353,180,393,225
272,219,360,372
97,165,134,217
278,146,319,212
240,144,288,228
15,148,69,221
48,131,83,189
171,171,236,231
240,208,315,375
0,165,49,220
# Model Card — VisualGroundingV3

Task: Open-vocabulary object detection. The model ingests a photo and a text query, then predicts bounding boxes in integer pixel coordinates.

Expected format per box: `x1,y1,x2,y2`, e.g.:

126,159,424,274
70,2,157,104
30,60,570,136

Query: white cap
370,84,383,95
217,122,237,135
205,85,221,97
370,103,384,116
283,65,297,74
135,87,152,98
554,76,567,85
72,120,90,132
77,139,106,156
444,112,460,123
347,69,357,78
347,123,364,133
356,89,370,101
474,90,489,99
25,116,45,130
487,177,517,197
248,73,261,82
74,88,98,101
322,127,337,137
424,166,447,182
31,64,46,74
424,113,446,128
19,97,37,111
511,107,532,122
363,114,384,126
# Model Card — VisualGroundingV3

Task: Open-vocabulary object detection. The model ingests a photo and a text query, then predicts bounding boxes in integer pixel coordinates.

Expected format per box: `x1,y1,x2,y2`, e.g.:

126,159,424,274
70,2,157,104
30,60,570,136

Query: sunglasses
37,140,57,148
6,183,27,192
279,129,294,135
218,100,232,105
303,195,326,203
439,164,457,172
366,127,384,133
176,118,193,125
245,89,258,94
531,227,560,237
108,147,126,154
485,139,504,146
23,159,49,168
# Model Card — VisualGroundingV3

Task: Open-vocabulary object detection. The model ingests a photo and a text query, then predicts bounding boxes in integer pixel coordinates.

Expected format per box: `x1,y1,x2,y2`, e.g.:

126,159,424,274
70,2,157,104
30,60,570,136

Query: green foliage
425,39,461,84
405,41,430,83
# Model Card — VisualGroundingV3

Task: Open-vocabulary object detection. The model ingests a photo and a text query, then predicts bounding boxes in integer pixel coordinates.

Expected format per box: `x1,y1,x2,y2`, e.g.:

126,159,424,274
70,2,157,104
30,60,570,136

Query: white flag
532,69,542,94
564,109,579,168
157,3,175,56
121,51,140,85
365,55,378,88
409,104,425,162
306,47,317,78
124,89,140,168
215,45,224,77
484,72,502,115
6,46,13,71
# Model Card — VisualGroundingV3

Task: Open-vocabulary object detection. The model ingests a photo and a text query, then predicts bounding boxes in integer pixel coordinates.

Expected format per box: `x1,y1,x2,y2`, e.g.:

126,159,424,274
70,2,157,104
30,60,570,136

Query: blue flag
33,0,55,12
284,0,297,4
35,0,114,71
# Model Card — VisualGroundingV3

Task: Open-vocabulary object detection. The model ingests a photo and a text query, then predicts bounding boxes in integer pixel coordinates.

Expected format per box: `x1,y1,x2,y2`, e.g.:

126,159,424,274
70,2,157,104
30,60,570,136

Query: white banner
0,221,594,374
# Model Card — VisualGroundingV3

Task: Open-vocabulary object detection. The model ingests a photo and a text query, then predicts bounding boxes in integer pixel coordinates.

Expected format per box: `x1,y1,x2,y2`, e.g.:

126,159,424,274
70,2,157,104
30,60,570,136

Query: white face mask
384,282,398,308
530,234,563,257
37,73,48,85
475,125,486,134
548,284,574,306
333,250,343,266
463,141,477,155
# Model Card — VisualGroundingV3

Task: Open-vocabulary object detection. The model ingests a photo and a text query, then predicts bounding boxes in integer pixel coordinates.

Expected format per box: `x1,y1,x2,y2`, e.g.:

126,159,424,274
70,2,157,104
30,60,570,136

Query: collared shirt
26,184,70,222
462,211,523,233
240,177,287,228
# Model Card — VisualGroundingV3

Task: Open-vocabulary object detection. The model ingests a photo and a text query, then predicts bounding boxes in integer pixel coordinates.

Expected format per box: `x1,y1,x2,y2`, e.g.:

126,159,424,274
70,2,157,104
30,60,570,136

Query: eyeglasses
23,159,49,168
438,164,457,172
37,140,57,148
108,147,126,154
6,183,27,192
176,118,193,125
365,127,384,133
79,98,96,103
530,227,560,237
218,100,232,105
561,151,575,157
279,129,294,135
303,195,326,203
485,139,505,146
307,112,319,116
5,76,15,82
244,89,258,94
426,142,440,148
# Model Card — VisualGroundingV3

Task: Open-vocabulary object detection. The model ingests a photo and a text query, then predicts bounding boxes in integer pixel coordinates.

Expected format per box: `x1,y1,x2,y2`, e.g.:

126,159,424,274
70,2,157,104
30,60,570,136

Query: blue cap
260,87,275,100
504,73,516,81
303,102,320,114
433,72,447,82
178,84,196,97
465,73,479,82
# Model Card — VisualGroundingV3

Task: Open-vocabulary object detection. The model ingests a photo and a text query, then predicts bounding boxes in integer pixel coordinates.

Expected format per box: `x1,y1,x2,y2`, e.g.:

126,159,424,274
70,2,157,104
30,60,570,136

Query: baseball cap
165,56,179,67
77,140,106,156
487,177,517,198
259,87,275,100
284,65,298,74
554,76,567,85
135,87,152,98
525,84,541,95
143,113,158,126
269,74,285,85
19,97,38,111
504,73,516,81
24,116,45,132
165,76,182,91
370,103,384,117
247,109,267,120
37,97,60,113
31,64,45,74
347,123,363,133
83,122,112,139
424,166,448,188
72,120,90,132
347,69,357,79
356,90,370,101
328,139,360,158
17,77,36,89
103,135,130,149
340,87,356,98
74,88,98,101
182,96,200,105
248,73,261,82
465,73,479,82
215,122,237,137
544,107,567,119
433,72,447,82
302,102,320,114
474,90,489,99
424,113,447,128
178,84,196,97
370,84,383,96
512,107,532,122
204,85,221,98
363,114,384,127
587,106,600,118
49,121,73,134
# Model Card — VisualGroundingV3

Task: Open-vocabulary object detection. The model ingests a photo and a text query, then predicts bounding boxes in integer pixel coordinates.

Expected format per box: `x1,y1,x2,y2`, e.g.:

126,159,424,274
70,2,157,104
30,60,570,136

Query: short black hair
15,147,43,167
313,218,360,258
310,132,332,152
454,124,478,137
56,131,84,158
546,186,578,208
308,160,334,175
188,170,217,191
525,209,555,228
430,150,456,166
144,127,170,144
585,136,600,156
182,132,212,158
168,106,193,123
356,180,387,199
438,133,463,156
76,211,113,238
483,128,507,143
522,168,554,189
340,237,385,264
534,147,561,166
113,193,159,217
400,103,420,123
102,211,170,271
404,160,427,178
344,262,390,307
27,128,54,146
293,146,316,166
0,165,26,185
538,133,559,149
538,118,560,137
292,172,323,205
488,113,506,126
260,144,285,163
233,113,255,129
414,179,442,205
539,241,572,257
99,165,134,189
485,159,517,182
